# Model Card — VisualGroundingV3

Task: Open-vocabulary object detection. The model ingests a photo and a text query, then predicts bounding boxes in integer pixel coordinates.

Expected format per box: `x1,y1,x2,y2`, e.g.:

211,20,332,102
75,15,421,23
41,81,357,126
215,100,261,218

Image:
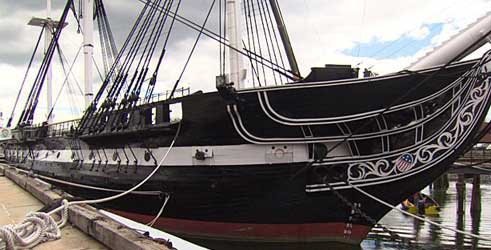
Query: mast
226,0,245,89
20,1,70,127
46,0,53,123
28,1,55,123
268,0,301,79
82,0,94,108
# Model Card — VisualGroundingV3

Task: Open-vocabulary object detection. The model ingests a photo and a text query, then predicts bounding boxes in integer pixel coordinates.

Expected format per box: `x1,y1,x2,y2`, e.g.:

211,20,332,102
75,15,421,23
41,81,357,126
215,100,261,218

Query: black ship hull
4,54,491,246
5,159,451,245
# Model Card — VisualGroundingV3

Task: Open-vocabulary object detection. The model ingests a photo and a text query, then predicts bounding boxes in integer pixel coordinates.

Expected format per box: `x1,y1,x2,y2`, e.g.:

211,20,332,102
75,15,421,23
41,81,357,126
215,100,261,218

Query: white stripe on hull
5,143,350,166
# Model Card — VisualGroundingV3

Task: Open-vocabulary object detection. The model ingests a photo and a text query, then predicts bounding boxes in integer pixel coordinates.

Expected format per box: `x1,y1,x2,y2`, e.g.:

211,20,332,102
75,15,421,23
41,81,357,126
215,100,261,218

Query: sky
1,0,491,125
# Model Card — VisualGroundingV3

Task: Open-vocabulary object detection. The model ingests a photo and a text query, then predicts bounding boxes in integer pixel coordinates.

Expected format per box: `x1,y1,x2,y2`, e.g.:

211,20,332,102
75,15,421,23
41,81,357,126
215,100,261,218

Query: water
362,177,491,250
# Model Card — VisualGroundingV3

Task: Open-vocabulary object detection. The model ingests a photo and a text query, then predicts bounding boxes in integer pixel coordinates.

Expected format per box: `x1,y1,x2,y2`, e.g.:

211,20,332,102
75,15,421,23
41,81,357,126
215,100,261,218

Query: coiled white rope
0,123,181,249
0,200,68,250
349,182,491,241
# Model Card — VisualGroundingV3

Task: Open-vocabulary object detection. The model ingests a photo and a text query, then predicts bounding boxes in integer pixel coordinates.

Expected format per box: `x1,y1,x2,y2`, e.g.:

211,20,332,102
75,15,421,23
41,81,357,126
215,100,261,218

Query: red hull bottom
109,209,370,245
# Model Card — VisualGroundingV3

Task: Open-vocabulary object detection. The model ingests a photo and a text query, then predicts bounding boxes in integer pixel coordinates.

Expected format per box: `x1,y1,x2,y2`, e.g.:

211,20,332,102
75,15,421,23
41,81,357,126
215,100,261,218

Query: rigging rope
69,0,186,133
79,0,153,131
144,0,182,103
137,0,295,81
80,0,183,132
168,0,216,99
262,0,288,83
241,0,294,86
244,0,260,86
249,0,268,84
130,0,175,106
95,0,118,77
93,55,105,83
7,27,45,128
46,45,84,121
17,0,73,127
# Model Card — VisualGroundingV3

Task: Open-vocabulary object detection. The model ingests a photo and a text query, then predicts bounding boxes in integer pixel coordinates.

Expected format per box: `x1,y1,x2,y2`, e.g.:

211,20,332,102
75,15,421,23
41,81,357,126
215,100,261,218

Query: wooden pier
450,121,491,175
0,164,171,250
0,169,107,250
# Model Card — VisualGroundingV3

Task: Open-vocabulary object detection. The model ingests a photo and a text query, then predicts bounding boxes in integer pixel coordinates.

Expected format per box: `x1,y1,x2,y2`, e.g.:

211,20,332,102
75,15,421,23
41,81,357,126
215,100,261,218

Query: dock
0,163,171,250
0,169,106,250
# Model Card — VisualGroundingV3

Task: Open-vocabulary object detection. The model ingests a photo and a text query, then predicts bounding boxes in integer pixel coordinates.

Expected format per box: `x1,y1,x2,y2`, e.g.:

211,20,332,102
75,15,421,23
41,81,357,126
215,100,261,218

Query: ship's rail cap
138,87,191,106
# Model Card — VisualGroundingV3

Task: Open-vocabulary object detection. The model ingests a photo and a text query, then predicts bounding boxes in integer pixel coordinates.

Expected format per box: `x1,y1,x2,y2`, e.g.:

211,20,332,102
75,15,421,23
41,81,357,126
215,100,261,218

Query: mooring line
15,170,162,196
0,122,181,249
48,122,180,214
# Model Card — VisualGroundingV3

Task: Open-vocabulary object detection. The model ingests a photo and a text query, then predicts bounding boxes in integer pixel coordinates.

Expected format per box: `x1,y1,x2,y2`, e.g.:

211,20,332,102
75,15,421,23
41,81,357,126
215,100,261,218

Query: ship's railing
24,119,80,138
137,87,190,106
47,119,80,137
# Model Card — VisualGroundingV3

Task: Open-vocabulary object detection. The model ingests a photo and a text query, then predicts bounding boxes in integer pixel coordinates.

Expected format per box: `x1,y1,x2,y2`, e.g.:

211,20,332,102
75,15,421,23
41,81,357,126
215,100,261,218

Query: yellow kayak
401,193,440,216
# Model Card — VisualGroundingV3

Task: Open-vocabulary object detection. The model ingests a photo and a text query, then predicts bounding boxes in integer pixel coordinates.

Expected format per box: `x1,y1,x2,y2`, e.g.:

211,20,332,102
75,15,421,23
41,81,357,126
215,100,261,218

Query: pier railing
459,146,491,164
453,144,491,174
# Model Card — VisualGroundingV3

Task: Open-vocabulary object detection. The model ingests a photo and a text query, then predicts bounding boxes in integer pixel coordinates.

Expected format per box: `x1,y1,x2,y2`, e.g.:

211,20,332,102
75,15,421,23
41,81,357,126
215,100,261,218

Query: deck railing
138,87,190,106
46,119,80,137
22,119,80,139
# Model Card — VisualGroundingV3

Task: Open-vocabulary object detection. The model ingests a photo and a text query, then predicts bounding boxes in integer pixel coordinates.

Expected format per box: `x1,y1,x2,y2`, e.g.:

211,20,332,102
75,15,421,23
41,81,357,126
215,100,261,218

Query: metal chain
320,175,418,246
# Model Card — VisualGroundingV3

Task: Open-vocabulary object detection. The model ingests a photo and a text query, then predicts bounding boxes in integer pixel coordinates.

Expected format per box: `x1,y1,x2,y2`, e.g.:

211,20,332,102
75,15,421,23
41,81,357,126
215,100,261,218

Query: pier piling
456,174,466,215
471,174,481,217
433,173,449,190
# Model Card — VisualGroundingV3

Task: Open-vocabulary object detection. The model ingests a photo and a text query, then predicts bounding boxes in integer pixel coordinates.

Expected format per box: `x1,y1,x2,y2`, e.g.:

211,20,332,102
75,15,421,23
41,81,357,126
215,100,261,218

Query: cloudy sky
1,0,491,125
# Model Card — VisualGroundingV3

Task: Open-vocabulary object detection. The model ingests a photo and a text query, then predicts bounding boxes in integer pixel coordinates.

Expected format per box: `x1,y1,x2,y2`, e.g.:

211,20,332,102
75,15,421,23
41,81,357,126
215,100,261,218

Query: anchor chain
317,170,421,247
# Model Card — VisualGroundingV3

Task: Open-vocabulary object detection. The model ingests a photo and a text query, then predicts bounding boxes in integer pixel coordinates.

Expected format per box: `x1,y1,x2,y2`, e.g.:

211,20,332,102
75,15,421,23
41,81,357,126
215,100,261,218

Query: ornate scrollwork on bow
347,67,490,182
